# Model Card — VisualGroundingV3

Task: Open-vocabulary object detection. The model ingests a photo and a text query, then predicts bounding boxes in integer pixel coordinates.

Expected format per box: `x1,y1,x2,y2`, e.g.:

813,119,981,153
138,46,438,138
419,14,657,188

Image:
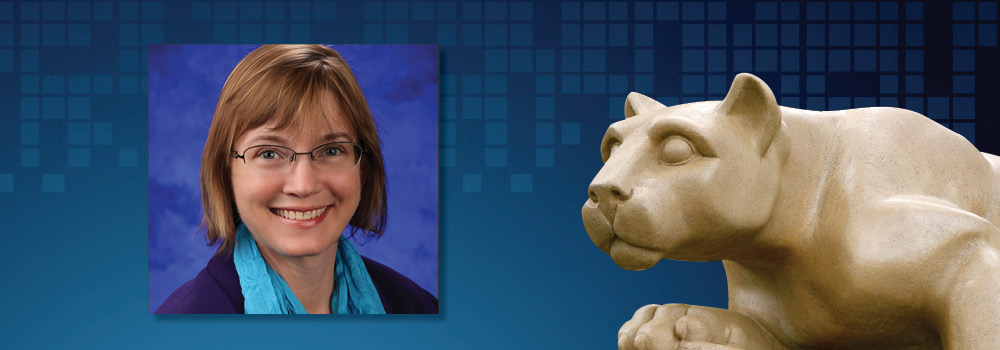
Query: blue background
2,0,998,349
147,44,439,313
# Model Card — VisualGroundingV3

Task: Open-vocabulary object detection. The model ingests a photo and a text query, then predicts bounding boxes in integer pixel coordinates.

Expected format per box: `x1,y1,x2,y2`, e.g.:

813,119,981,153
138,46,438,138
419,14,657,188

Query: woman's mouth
270,207,328,220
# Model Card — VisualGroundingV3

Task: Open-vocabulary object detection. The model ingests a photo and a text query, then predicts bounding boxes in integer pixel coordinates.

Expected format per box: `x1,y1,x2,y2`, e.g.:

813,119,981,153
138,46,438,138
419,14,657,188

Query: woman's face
230,99,362,260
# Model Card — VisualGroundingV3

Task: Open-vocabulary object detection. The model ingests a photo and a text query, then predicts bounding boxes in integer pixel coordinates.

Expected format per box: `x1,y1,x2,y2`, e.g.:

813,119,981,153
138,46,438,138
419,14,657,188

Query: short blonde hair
201,44,387,253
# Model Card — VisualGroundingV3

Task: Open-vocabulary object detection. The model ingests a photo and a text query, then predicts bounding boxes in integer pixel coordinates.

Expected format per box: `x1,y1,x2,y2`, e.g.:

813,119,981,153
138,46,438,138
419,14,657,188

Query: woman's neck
257,242,338,314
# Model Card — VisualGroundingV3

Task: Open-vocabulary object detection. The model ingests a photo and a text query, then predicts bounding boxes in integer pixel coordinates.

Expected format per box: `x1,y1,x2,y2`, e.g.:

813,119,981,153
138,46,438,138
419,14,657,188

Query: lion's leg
935,236,1000,349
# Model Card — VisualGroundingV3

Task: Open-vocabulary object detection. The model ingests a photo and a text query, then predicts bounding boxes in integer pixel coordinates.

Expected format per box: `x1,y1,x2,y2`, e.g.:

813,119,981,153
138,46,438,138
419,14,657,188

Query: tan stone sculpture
582,73,1000,350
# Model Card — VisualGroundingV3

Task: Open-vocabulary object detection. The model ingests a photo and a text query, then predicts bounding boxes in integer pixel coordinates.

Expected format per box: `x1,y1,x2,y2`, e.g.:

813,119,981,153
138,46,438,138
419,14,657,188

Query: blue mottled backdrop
1,0,998,349
147,44,439,313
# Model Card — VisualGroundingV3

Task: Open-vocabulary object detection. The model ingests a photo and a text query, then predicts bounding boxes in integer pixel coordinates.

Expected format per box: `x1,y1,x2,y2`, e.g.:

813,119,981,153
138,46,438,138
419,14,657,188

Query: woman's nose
282,158,322,197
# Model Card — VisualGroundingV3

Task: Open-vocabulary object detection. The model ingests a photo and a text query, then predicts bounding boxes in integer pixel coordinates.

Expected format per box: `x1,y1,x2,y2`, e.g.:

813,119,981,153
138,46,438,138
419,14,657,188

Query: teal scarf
233,223,386,314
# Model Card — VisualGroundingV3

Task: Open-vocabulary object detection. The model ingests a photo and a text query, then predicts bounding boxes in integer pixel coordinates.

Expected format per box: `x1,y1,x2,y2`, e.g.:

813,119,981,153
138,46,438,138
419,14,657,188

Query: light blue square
43,1,65,20
683,24,705,46
120,148,138,167
982,2,998,21
953,50,975,72
94,75,111,94
65,97,90,120
94,122,112,145
927,97,949,119
484,2,505,20
632,2,651,21
953,75,975,94
583,75,606,94
708,2,727,20
780,2,798,20
411,2,433,20
485,122,507,145
239,2,261,20
68,75,90,94
311,2,334,20
536,97,554,119
906,24,923,46
442,97,457,119
386,24,408,44
485,97,507,120
21,97,39,119
854,97,876,108
953,97,975,118
562,123,580,145
905,97,924,114
682,75,704,94
365,24,383,44
733,24,752,46
264,24,285,43
781,24,798,46
583,24,606,47
21,2,39,20
781,75,799,94
0,174,11,192
806,75,825,94
119,74,137,94
463,24,481,46
807,24,824,46
635,49,653,72
364,2,382,20
583,2,605,21
0,24,12,46
806,97,825,110
442,148,456,167
879,24,897,46
562,24,580,46
68,148,90,167
854,50,875,72
536,122,554,145
94,2,111,20
682,49,704,72
22,149,39,167
42,174,64,193
562,2,579,20
634,75,653,94
462,97,482,119
854,2,875,20
139,1,162,20
442,122,456,145
880,49,898,72
981,24,997,46
192,2,211,20
485,75,507,94
42,97,65,119
0,50,10,72
635,24,653,46
755,49,777,72
511,174,532,193
682,2,704,20
780,50,799,72
466,1,485,20
42,24,65,46
510,49,532,72
880,2,898,20
755,24,777,46
536,50,554,72
119,24,137,46
443,75,456,94
562,49,580,72
829,24,850,46
708,24,726,46
290,24,309,42
854,24,875,46
21,75,39,94
880,75,898,94
21,24,39,46
756,2,777,20
583,49,605,72
536,148,554,167
511,24,533,46
954,123,975,144
734,49,753,72
463,174,481,193
610,96,624,119
485,24,507,46
806,50,824,72
485,148,507,167
437,24,457,46
805,2,824,20
829,2,850,20
707,75,726,94
140,24,163,46
905,50,923,72
953,2,975,20
561,75,580,94
438,2,456,20
609,75,627,93
0,3,11,20
829,97,851,110
21,123,39,145
707,49,726,72
214,23,238,43
829,50,851,72
511,1,532,21
68,123,89,145
879,97,899,107
536,75,554,93
610,2,627,21
463,75,482,93
953,24,975,46
214,2,237,20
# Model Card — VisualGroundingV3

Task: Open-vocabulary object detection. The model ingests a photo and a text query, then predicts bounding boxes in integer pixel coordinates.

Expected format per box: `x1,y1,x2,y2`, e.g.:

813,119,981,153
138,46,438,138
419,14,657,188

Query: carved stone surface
582,73,1000,350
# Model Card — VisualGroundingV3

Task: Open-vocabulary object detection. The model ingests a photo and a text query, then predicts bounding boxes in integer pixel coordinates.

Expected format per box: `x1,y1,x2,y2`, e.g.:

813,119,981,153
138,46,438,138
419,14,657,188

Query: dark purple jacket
155,252,438,314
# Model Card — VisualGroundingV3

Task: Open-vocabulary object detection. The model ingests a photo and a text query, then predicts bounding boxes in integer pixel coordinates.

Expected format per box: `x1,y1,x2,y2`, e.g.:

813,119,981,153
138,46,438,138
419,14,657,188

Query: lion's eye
660,137,695,165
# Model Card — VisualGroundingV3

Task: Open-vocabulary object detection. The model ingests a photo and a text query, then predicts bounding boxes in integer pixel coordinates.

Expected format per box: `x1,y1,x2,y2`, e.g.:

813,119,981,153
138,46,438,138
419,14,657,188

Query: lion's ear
718,73,782,155
624,92,665,119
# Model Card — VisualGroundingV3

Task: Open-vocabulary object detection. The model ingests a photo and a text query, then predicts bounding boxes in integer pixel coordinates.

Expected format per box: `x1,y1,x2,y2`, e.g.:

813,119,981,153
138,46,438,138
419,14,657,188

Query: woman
156,45,438,314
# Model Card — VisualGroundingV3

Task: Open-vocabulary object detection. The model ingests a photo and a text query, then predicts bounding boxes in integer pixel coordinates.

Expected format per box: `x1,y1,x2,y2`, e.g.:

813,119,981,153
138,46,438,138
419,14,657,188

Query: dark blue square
781,24,798,46
536,50,554,72
953,2,975,20
42,24,65,46
807,75,825,94
386,24,409,44
682,75,704,94
854,2,875,20
905,24,923,46
733,24,752,46
829,2,850,20
982,2,998,21
733,49,753,72
21,2,39,20
583,49,605,72
462,174,481,192
781,75,799,94
0,2,11,20
854,97,876,108
21,122,39,145
119,49,137,72
438,2,456,20
214,24,237,43
953,50,975,72
880,24,897,46
485,123,507,145
954,123,974,144
536,148,554,167
21,97,39,119
683,24,705,46
364,2,382,20
609,2,627,21
807,97,826,110
487,75,508,94
464,2,482,20
781,2,798,20
486,24,507,46
43,174,64,193
682,49,705,72
68,122,90,145
21,75,39,94
854,50,875,72
880,2,898,20
854,24,875,46
561,75,580,94
807,24,825,46
829,24,850,46
780,49,799,72
68,148,90,167
879,75,898,94
707,49,726,72
0,50,12,72
21,148,39,167
536,122,554,144
829,50,851,72
905,2,923,20
141,2,163,20
142,24,163,45
511,174,533,193
463,75,482,94
829,97,851,110
511,24,533,46
94,122,112,145
192,2,211,20
120,24,137,46
635,24,653,46
442,97,456,119
43,75,64,94
905,97,924,114
953,24,975,46
213,2,236,21
93,75,111,94
94,2,110,20
953,75,974,94
981,24,997,46
562,122,581,145
609,75,627,92
609,24,627,46
463,24,481,46
411,2,433,20
905,50,923,72
634,49,653,72
583,24,606,47
807,2,825,20
707,75,726,94
0,24,12,46
927,97,949,119
239,24,261,44
463,97,482,119
365,24,383,44
683,2,705,21
634,75,653,93
562,2,579,20
562,24,579,46
437,24,456,46
906,75,923,94
756,24,777,46
536,75,554,93
510,49,532,72
708,24,726,46
953,97,975,118
43,1,65,21
756,2,777,20
708,2,726,20
756,50,777,72
880,49,898,72
264,2,284,21
385,2,407,21
561,49,580,72
635,2,653,21
583,75,606,94
21,24,39,46
583,2,604,21
68,24,90,46
879,97,898,107
239,2,262,20
264,24,284,43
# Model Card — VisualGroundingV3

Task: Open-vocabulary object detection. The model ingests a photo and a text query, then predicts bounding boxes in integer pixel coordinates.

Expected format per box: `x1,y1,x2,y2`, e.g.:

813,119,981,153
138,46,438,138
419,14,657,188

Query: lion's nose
588,182,632,204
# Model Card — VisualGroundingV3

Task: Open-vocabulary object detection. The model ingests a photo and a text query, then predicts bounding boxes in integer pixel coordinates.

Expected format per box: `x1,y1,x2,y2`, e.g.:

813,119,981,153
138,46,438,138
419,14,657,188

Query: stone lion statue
582,73,1000,350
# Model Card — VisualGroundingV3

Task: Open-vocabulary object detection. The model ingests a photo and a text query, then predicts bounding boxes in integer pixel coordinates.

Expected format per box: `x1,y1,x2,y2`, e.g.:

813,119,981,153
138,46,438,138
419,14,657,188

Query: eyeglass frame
230,141,367,172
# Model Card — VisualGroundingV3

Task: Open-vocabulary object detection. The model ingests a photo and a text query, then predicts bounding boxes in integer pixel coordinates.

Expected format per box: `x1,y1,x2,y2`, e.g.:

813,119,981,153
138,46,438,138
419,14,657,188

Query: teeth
274,207,326,220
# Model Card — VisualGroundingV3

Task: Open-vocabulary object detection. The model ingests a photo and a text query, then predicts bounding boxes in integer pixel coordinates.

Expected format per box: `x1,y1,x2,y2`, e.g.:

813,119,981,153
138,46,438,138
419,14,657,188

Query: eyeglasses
231,142,365,174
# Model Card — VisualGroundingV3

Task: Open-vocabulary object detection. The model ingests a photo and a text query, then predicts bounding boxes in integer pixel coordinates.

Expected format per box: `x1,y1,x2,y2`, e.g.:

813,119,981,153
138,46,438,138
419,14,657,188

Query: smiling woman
153,45,438,314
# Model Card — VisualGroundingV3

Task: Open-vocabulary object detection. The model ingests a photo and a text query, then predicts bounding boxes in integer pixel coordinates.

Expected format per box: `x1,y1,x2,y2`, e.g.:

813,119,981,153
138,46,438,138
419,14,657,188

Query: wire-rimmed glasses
231,142,365,174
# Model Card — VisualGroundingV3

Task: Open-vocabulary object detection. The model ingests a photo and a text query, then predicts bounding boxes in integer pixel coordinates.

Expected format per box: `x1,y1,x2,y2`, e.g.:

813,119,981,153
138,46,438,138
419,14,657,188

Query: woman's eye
255,149,283,160
320,146,344,157
660,137,695,165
